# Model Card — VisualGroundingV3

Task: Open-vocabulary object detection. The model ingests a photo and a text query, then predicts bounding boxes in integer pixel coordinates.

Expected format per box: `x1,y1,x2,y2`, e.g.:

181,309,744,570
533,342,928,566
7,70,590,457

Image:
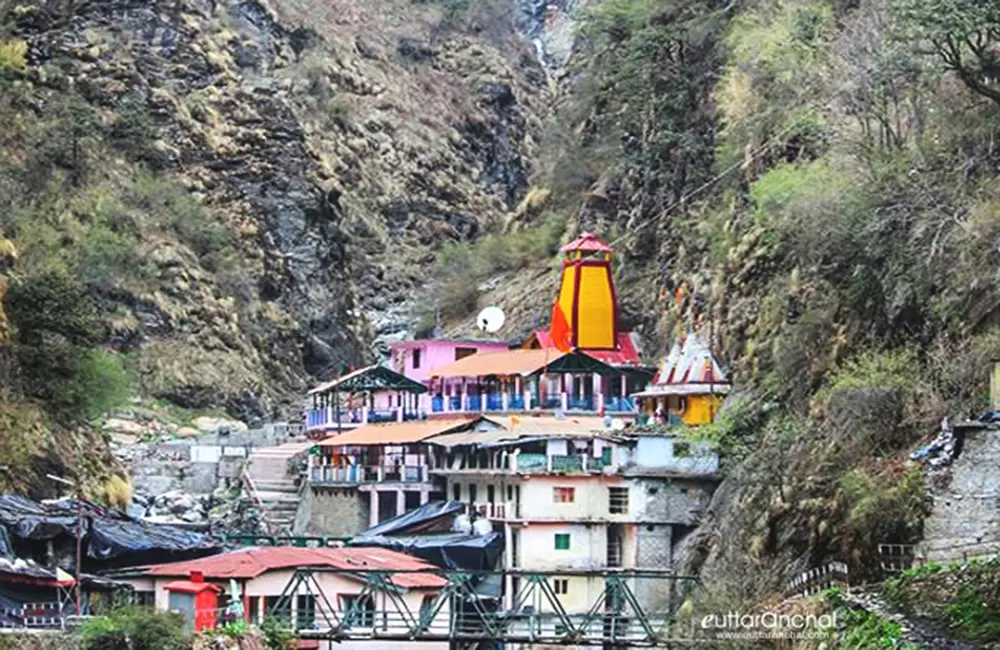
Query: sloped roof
308,365,427,396
431,349,617,379
640,332,730,396
528,330,643,366
316,417,499,447
146,546,444,589
560,232,612,254
428,416,613,447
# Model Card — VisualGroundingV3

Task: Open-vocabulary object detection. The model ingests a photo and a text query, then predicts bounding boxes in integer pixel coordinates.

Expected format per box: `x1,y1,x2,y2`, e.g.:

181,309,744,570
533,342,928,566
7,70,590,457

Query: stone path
841,589,979,649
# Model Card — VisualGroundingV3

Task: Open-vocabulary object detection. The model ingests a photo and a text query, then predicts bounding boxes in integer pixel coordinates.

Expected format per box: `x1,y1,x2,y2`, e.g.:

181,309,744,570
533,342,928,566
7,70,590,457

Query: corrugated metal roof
146,547,444,589
308,365,427,396
317,417,494,447
560,232,613,254
428,415,612,447
650,332,731,388
430,349,568,378
529,330,643,366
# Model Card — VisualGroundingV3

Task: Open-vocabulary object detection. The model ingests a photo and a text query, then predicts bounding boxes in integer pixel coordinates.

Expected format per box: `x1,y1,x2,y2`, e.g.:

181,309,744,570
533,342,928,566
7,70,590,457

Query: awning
308,365,428,396
431,349,618,379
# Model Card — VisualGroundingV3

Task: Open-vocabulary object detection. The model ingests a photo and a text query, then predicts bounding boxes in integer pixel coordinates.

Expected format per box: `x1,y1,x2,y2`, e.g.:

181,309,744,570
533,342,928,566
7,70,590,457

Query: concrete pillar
362,406,369,425
525,389,532,410
326,405,333,426
369,492,379,527
481,386,487,413
421,489,430,505
444,381,451,413
396,395,404,422
561,391,568,411
502,389,509,411
396,489,405,516
462,380,468,413
597,392,605,413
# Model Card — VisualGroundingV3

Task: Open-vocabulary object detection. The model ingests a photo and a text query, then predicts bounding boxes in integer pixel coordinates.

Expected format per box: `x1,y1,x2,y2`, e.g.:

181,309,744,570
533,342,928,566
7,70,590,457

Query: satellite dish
477,306,506,333
611,418,626,431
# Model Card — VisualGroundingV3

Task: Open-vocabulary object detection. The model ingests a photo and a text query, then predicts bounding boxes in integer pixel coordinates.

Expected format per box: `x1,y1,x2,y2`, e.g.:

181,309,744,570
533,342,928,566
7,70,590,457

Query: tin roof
308,365,427,396
528,330,643,366
316,417,497,447
431,349,617,379
650,332,730,388
146,547,445,589
428,415,613,447
560,232,613,254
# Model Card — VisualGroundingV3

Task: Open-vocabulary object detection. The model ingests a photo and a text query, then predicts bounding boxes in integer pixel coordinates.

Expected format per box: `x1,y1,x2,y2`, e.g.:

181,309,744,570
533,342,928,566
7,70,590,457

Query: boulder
193,416,249,434
103,417,145,435
176,426,201,438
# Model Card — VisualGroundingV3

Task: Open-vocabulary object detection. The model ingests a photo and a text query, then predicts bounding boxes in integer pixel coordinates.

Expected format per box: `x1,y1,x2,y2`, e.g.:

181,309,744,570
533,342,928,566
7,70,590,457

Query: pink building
389,339,511,383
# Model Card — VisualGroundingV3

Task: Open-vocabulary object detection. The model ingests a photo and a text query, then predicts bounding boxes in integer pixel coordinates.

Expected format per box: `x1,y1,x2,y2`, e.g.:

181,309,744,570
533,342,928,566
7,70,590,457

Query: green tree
895,0,1000,105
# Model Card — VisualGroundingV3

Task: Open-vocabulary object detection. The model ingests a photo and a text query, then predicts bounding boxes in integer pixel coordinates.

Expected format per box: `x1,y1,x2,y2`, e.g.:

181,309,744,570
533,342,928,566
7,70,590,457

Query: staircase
243,440,312,535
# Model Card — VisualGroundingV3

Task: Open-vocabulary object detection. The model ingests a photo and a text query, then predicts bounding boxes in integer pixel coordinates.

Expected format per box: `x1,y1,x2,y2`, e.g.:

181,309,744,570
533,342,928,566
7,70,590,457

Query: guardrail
784,562,849,598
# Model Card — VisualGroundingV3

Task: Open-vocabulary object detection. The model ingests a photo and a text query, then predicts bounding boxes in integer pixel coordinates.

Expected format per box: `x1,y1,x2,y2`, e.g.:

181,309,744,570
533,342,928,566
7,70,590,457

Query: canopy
308,365,428,396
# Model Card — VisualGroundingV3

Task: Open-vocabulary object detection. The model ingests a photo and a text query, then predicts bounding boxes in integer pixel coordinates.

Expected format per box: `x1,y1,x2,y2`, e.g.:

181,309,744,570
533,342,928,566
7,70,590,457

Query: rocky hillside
0,0,547,423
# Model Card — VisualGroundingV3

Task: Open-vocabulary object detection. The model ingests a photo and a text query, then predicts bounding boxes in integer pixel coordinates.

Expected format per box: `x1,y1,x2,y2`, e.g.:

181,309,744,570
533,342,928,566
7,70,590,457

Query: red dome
560,232,613,254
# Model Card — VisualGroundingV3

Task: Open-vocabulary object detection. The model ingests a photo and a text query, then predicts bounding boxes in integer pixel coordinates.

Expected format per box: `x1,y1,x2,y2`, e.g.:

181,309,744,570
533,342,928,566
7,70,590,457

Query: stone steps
243,440,312,536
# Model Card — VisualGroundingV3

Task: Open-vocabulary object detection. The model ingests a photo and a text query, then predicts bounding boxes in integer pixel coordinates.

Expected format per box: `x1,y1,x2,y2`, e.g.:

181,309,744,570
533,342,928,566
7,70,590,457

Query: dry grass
102,474,133,510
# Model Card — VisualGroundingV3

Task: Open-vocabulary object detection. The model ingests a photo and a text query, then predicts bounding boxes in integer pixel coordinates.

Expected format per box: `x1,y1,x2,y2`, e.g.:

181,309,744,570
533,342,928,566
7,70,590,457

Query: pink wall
389,340,510,383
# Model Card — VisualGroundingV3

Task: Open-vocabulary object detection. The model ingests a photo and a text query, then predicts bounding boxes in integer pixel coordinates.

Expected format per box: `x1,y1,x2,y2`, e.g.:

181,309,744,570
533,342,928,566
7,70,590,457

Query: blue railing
432,395,444,413
606,396,636,412
486,394,504,411
449,396,462,411
509,395,525,410
368,409,397,423
543,396,563,409
467,395,482,412
569,396,595,411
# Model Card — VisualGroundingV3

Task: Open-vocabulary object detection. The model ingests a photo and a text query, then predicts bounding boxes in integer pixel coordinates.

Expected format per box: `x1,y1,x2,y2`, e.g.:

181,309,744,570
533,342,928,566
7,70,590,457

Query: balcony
306,408,425,431
472,501,510,520
605,396,636,413
512,454,609,475
310,465,430,486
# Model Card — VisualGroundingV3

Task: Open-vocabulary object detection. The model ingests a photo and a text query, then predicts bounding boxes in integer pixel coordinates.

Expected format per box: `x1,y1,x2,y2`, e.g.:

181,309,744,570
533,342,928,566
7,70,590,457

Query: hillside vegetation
420,0,1000,612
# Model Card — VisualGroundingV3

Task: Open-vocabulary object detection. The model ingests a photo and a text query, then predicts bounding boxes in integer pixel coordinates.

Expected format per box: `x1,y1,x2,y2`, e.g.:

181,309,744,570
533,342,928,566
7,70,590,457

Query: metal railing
310,465,429,485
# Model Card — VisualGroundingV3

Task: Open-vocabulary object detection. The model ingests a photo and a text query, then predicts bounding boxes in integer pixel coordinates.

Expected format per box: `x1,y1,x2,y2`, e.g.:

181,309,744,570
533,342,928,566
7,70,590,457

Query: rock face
8,0,546,417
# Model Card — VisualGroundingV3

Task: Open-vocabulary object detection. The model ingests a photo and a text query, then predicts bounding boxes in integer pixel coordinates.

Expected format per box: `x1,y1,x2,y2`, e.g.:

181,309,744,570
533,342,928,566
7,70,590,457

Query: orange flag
550,301,572,353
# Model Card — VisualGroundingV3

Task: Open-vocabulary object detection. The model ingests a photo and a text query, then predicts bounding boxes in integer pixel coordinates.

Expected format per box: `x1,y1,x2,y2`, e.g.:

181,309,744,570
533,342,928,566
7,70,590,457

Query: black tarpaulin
359,501,464,538
351,531,504,571
0,494,220,563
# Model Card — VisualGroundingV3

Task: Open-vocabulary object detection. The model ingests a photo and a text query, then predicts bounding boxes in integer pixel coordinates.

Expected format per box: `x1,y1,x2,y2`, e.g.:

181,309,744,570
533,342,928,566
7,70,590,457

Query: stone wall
920,427,1000,562
634,523,674,612
631,477,716,525
297,487,369,537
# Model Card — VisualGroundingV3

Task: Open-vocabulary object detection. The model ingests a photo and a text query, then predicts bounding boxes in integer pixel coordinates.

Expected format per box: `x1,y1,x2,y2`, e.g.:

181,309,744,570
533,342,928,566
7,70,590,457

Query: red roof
530,330,642,366
560,232,612,254
147,547,445,589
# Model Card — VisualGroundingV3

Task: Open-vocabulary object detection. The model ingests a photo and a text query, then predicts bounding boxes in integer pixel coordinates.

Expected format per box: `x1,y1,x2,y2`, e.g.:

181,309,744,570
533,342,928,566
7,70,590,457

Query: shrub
102,475,133,510
0,40,27,74
128,173,232,257
259,616,296,650
81,607,186,650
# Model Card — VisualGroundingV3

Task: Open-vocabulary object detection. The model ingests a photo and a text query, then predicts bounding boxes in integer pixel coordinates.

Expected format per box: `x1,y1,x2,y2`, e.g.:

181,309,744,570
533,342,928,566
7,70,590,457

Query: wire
585,111,820,253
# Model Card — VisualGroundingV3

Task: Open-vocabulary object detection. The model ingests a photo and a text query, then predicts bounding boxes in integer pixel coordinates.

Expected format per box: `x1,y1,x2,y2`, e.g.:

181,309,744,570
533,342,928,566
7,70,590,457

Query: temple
303,234,656,433
634,332,731,426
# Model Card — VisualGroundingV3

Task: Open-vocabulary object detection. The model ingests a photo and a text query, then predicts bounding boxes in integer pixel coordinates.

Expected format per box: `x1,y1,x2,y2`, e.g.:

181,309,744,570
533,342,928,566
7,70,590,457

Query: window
609,487,629,514
455,347,477,361
552,579,569,595
412,348,422,369
339,594,375,627
487,485,496,503
553,487,575,503
507,485,514,500
554,533,571,550
132,591,155,608
452,483,461,501
265,596,289,623
297,595,316,629
469,484,478,502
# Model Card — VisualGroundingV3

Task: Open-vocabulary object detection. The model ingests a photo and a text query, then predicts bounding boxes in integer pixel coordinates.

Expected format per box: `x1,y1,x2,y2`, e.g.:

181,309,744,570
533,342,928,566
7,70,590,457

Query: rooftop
308,365,428,396
146,546,445,589
560,232,613,254
431,349,617,379
527,330,645,368
317,416,496,447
